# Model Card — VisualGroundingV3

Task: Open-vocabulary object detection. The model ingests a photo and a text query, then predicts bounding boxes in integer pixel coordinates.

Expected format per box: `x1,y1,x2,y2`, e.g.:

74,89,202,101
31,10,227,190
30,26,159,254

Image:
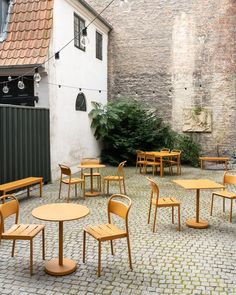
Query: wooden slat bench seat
199,157,229,170
0,177,43,197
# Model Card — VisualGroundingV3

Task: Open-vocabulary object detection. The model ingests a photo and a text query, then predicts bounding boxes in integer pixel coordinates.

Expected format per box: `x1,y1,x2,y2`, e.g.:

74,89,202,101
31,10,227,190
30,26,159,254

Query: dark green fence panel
0,104,51,184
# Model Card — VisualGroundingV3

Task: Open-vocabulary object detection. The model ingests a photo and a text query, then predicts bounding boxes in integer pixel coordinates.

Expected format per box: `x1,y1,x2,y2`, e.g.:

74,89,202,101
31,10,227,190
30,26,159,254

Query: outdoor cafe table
146,151,181,177
32,203,89,275
78,163,106,197
173,179,224,229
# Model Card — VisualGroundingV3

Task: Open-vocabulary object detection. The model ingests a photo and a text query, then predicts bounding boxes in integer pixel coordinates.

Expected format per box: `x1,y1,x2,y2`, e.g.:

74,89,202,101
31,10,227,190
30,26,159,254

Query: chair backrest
146,177,160,203
145,153,156,162
137,151,146,161
161,148,170,152
0,195,19,235
172,149,181,154
81,158,100,165
59,164,71,177
223,171,236,186
117,161,126,177
108,194,132,231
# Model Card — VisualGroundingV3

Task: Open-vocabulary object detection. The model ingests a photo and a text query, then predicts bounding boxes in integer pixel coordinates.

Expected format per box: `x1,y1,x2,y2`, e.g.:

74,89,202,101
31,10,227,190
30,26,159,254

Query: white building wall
45,0,109,180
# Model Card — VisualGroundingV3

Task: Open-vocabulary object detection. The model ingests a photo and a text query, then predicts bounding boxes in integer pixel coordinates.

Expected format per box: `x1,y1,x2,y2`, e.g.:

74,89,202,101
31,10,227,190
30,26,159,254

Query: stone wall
87,0,236,156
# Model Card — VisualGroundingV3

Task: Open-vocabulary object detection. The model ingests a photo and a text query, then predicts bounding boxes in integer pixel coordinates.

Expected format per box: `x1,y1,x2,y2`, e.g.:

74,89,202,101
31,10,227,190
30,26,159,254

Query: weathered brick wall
87,0,236,156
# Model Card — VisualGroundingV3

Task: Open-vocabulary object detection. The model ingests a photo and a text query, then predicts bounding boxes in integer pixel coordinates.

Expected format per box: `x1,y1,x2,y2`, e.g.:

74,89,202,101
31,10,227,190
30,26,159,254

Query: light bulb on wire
8,75,12,81
81,27,89,47
18,78,25,90
2,83,9,94
119,0,132,12
34,68,41,82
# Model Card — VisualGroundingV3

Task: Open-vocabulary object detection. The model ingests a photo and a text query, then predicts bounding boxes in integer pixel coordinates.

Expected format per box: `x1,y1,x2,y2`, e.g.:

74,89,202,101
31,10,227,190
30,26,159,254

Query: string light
81,27,90,47
8,75,12,81
18,78,25,90
33,68,41,82
2,83,9,94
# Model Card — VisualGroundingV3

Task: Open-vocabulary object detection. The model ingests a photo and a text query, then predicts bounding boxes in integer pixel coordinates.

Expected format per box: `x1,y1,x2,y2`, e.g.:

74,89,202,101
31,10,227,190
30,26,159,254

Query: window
75,92,87,111
96,31,103,60
74,13,85,51
0,0,10,38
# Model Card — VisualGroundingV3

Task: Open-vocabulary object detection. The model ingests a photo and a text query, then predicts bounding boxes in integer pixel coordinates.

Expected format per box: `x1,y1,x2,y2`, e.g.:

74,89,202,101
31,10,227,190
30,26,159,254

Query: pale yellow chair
210,171,236,222
169,149,182,175
145,154,161,175
0,195,45,275
83,194,132,276
80,158,101,190
147,177,181,232
160,148,172,174
103,161,127,194
58,164,85,202
136,150,146,173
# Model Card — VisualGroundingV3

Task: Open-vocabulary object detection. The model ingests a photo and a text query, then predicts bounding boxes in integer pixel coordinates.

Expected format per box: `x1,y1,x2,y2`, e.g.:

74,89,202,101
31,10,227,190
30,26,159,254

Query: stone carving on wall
183,107,212,132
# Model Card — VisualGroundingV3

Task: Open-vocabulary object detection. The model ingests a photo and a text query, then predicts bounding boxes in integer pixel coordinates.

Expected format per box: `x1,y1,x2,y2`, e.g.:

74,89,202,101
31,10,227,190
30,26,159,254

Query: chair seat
103,176,124,181
62,177,84,184
2,224,45,240
152,197,181,207
84,223,127,241
146,161,160,166
212,190,236,199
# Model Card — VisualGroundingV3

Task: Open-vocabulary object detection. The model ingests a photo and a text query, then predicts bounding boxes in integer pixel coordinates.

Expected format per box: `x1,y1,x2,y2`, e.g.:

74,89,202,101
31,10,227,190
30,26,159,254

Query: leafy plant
176,134,201,167
89,98,176,165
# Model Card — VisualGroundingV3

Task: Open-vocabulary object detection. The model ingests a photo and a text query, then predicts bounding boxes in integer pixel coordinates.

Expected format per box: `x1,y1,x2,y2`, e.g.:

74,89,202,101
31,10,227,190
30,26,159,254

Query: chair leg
223,198,225,213
172,207,174,224
119,180,122,194
98,241,101,277
148,202,152,224
123,179,126,195
12,240,16,257
127,235,132,270
107,181,109,194
67,184,71,203
230,199,233,222
153,205,158,233
83,230,86,263
210,194,214,216
82,181,85,199
177,205,181,231
30,239,33,276
42,228,45,260
110,240,114,255
59,181,62,199
75,184,77,198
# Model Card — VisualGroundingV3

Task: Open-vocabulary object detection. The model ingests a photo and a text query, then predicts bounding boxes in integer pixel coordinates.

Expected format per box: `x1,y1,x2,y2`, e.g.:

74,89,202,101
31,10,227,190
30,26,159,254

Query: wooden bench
199,157,229,170
0,177,43,197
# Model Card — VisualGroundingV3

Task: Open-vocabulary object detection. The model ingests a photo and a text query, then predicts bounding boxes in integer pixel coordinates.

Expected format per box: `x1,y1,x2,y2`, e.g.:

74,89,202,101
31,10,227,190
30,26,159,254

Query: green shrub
176,134,201,167
89,98,176,165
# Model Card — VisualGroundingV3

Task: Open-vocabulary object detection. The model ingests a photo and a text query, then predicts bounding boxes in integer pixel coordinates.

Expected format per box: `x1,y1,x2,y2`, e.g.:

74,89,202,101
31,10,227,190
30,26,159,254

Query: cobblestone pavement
0,166,236,295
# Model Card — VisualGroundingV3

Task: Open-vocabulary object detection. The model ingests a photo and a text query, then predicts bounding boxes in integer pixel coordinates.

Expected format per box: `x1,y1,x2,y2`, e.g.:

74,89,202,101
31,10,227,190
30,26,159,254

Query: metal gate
0,104,51,184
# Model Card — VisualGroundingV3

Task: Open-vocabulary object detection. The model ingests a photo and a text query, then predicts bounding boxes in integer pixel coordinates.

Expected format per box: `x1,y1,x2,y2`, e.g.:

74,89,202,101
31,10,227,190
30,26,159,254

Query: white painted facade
36,0,110,180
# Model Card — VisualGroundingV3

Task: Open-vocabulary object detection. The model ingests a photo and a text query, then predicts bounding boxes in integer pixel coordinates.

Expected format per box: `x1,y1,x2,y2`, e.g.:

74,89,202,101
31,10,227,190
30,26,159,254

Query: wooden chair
161,148,170,152
169,149,182,175
210,171,236,222
147,177,181,232
145,154,161,175
83,194,132,276
0,195,45,275
58,164,85,202
160,148,172,174
80,158,101,190
103,161,127,194
136,150,146,173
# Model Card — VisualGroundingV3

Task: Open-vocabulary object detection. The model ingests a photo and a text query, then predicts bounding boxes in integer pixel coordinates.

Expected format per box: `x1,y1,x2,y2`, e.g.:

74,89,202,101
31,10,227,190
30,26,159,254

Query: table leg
160,158,163,177
186,189,208,229
44,221,77,275
85,168,101,197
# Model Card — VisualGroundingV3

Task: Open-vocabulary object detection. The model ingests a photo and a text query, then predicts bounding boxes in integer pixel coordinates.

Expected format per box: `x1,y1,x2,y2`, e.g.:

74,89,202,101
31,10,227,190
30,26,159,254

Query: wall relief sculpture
183,107,212,132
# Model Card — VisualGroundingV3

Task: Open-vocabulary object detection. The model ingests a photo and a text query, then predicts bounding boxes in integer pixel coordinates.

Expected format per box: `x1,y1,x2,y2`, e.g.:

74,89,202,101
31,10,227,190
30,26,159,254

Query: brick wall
87,0,236,156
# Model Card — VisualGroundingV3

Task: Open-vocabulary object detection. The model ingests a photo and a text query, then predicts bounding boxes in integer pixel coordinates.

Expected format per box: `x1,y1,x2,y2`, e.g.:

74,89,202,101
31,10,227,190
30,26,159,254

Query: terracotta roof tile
0,0,53,67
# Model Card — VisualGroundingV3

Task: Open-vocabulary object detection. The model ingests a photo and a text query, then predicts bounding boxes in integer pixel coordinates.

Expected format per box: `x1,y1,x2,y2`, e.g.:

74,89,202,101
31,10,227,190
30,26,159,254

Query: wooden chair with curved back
145,153,161,175
147,177,181,232
169,149,182,175
80,158,101,190
83,194,132,276
103,161,127,194
136,150,146,173
0,195,45,275
210,171,236,222
58,164,85,202
160,148,172,175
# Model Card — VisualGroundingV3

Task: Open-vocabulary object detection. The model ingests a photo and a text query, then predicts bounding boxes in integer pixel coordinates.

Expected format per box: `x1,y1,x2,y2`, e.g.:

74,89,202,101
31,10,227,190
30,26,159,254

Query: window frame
74,13,86,51
96,31,103,61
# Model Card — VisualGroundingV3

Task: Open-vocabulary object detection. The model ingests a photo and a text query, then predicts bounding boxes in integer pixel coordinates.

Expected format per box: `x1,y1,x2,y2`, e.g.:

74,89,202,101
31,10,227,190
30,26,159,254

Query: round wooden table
78,163,106,197
32,203,89,275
